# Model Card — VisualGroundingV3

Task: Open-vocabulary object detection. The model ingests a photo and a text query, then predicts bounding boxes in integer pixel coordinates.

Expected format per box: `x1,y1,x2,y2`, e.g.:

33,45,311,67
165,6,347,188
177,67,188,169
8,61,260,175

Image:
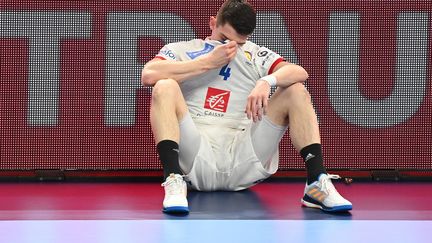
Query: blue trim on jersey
186,43,214,59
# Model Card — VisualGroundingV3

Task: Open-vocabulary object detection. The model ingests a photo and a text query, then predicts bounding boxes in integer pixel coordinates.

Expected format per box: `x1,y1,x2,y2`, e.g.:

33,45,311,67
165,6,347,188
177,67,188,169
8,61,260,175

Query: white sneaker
162,173,189,214
301,173,352,212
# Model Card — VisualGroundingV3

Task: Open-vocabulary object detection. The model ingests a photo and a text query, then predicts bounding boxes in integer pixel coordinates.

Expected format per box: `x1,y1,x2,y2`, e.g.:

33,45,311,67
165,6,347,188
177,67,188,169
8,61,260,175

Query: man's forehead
219,24,249,43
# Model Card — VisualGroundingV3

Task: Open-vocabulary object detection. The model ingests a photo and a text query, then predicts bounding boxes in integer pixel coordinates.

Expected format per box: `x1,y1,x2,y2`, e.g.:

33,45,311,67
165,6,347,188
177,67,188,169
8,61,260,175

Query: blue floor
1,220,431,243
1,181,431,242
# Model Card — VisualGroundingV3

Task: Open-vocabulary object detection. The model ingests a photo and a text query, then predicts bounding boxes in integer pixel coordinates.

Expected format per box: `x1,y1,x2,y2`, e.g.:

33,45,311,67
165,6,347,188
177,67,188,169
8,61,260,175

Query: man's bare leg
150,79,188,144
150,78,190,214
266,83,320,149
265,83,352,212
150,79,188,179
266,83,325,184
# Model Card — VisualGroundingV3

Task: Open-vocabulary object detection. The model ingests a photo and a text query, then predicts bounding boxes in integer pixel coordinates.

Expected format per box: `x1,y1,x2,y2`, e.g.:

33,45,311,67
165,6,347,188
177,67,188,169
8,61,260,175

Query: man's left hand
246,80,271,122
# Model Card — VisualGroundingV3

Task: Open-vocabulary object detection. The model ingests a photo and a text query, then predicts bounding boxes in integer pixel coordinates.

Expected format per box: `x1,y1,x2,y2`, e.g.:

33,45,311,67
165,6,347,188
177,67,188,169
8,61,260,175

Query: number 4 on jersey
219,64,231,81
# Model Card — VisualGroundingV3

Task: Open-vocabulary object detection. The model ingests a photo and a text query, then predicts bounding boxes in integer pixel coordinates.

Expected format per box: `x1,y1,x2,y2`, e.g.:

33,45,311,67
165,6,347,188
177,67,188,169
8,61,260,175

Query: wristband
260,75,277,87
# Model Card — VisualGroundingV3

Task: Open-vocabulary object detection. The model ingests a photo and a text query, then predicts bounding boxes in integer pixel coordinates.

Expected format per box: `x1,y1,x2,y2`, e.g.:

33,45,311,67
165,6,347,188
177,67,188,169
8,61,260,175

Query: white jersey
156,39,284,130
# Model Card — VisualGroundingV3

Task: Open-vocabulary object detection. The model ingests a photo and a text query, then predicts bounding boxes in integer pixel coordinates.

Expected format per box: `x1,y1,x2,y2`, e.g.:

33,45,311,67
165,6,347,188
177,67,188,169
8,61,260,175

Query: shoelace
319,174,341,194
161,175,185,195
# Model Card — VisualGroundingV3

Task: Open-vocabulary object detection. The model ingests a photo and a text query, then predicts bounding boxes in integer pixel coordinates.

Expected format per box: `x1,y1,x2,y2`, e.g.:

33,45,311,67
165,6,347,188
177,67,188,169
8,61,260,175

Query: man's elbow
278,63,309,83
300,66,309,81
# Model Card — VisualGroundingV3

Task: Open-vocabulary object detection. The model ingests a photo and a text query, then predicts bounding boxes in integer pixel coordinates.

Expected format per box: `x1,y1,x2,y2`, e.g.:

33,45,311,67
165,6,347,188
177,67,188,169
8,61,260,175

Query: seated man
141,0,352,214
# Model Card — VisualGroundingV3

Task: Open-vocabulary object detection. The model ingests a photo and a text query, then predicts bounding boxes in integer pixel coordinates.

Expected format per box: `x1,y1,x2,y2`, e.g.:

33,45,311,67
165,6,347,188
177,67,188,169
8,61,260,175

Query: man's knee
151,79,188,117
152,78,181,100
281,83,312,104
268,84,309,125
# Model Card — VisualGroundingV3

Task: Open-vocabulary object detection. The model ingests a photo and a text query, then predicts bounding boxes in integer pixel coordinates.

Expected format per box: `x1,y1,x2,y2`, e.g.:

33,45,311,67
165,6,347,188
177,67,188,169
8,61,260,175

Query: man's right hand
201,41,237,69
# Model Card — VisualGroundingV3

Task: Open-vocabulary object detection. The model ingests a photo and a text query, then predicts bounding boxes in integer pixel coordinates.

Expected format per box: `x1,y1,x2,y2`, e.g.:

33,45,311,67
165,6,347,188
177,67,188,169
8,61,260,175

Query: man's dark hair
217,0,256,36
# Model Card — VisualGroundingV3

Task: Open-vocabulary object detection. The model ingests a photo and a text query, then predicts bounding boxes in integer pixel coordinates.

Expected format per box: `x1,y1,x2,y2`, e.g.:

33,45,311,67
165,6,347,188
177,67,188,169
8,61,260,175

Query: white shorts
178,114,287,191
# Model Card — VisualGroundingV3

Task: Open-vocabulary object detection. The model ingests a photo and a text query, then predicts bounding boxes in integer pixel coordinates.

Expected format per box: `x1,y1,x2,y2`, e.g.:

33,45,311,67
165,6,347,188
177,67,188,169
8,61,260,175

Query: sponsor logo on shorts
204,87,230,113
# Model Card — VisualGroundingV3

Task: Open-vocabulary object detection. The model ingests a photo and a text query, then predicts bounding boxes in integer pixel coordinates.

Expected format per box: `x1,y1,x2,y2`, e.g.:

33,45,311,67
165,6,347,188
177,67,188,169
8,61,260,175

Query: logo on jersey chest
204,87,230,113
186,43,215,59
244,51,252,61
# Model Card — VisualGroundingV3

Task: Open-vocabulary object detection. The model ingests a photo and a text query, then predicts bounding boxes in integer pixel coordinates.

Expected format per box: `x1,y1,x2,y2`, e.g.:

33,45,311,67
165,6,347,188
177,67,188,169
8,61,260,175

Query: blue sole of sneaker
163,206,189,214
321,205,352,212
302,201,352,212
302,195,352,212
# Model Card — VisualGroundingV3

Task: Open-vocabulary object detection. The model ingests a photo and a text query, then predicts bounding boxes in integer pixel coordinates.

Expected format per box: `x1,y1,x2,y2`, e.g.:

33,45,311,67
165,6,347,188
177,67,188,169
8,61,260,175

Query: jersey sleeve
155,43,180,61
253,46,284,77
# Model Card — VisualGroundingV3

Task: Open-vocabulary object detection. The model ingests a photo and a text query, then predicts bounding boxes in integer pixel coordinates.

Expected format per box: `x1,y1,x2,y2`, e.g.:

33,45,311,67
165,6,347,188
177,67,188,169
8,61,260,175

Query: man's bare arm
266,62,309,87
141,41,238,86
246,61,309,121
141,58,211,86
